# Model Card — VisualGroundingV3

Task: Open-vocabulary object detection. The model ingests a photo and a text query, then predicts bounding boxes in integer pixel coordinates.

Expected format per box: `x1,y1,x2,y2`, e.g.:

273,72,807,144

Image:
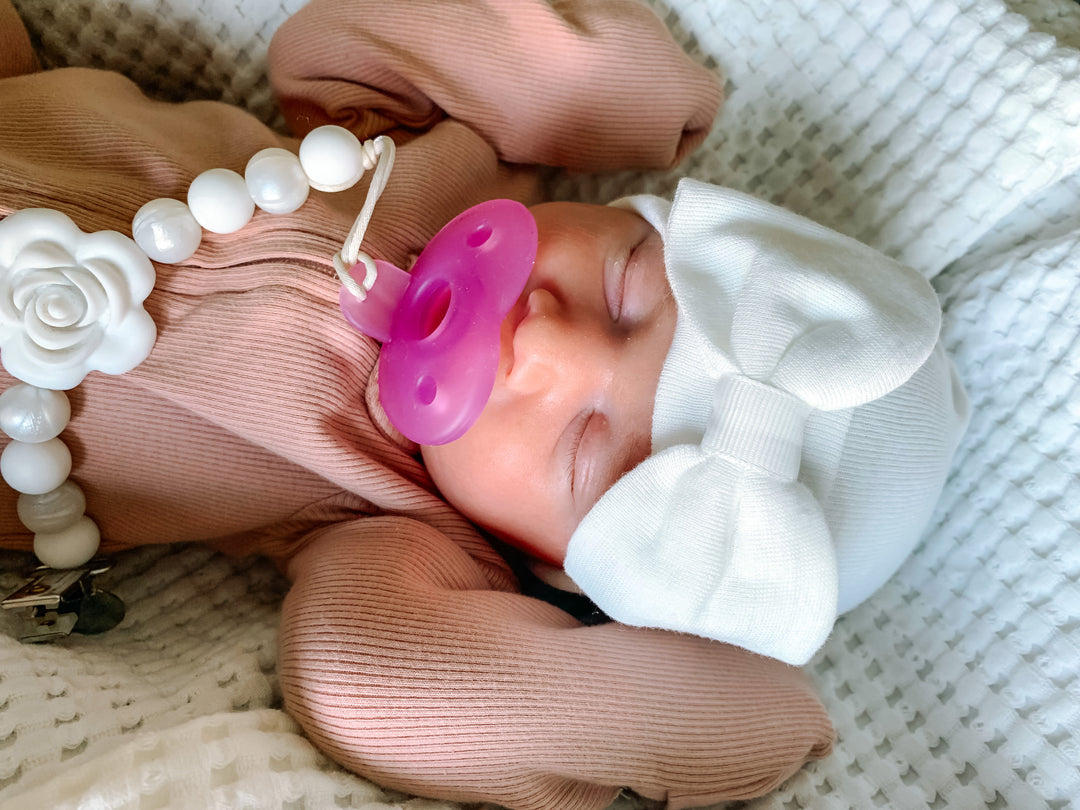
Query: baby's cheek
421,422,576,567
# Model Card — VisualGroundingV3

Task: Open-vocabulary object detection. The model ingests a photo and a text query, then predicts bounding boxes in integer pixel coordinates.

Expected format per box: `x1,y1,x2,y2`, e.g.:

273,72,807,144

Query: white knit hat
564,179,968,665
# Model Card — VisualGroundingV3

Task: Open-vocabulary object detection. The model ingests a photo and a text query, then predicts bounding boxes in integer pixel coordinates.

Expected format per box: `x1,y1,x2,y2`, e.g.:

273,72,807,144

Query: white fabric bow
564,179,942,665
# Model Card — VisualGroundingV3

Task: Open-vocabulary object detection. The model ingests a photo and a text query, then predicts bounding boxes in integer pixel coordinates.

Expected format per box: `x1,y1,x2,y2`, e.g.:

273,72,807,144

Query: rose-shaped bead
0,208,157,390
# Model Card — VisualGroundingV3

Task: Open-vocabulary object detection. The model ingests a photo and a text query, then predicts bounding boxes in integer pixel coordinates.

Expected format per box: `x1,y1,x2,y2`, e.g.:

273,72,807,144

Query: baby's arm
270,0,722,172
0,0,35,78
282,520,833,810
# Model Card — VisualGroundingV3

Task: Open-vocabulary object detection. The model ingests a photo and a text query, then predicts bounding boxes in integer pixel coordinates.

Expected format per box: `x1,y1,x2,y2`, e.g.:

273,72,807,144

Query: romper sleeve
269,0,722,171
280,519,834,810
0,0,37,79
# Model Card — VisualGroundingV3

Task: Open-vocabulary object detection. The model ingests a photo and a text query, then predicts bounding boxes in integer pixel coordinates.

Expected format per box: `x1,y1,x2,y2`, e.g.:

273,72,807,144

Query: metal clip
2,558,124,642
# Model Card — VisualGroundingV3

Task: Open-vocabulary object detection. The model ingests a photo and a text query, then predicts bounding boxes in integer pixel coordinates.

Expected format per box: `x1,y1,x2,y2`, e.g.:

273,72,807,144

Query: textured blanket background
2,1,1080,808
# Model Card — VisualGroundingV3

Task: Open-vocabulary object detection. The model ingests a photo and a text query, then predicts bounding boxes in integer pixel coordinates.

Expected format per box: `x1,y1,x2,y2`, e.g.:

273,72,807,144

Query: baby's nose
508,288,586,393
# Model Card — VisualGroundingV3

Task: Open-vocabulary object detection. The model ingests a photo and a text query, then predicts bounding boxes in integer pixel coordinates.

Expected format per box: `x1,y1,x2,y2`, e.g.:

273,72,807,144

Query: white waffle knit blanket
3,0,1080,808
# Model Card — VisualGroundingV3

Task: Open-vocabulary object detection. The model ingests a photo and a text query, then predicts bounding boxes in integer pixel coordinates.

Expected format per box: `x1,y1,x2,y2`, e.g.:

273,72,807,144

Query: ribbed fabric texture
268,0,720,170
0,1,833,808
281,520,833,810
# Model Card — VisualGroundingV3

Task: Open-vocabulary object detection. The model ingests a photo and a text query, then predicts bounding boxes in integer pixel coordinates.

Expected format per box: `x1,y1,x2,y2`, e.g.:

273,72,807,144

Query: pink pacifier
339,199,537,445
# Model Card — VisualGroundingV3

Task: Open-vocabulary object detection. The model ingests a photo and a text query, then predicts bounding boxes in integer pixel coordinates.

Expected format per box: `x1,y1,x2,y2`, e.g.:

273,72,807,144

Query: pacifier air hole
416,373,437,405
466,223,492,248
417,282,452,339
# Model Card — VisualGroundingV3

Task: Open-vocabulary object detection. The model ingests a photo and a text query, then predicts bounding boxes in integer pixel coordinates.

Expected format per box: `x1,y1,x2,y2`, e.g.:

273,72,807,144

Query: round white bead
0,385,70,442
132,198,203,263
245,148,310,214
34,515,101,569
0,437,72,495
299,125,366,192
187,168,256,234
17,480,87,534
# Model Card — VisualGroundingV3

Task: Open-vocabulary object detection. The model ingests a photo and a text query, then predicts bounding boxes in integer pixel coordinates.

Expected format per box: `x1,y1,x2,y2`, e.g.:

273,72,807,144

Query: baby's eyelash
565,410,592,495
605,262,624,322
607,235,648,323
606,249,631,323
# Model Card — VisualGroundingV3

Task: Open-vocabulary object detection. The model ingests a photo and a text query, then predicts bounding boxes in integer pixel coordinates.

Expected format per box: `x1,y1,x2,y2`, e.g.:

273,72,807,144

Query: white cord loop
332,135,396,300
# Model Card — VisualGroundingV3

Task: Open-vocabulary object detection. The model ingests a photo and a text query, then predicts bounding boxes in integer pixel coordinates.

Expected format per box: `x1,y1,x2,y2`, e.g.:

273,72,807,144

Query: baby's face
421,203,676,564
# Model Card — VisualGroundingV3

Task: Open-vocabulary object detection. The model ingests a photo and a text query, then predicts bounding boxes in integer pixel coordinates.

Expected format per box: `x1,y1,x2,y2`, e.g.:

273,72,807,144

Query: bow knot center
702,374,811,481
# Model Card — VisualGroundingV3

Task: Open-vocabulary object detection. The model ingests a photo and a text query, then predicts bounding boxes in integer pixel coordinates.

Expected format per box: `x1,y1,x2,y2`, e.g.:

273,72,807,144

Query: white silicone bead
132,198,203,262
0,437,72,495
0,385,70,442
34,515,101,569
299,125,366,192
17,480,86,534
187,168,256,234
245,148,310,214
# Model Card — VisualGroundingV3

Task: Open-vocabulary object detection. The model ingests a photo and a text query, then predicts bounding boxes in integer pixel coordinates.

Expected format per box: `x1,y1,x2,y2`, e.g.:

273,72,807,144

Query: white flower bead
0,384,70,442
299,125,367,192
34,515,101,569
132,198,202,263
245,148,310,214
187,168,255,234
0,437,71,494
17,480,86,533
0,209,157,390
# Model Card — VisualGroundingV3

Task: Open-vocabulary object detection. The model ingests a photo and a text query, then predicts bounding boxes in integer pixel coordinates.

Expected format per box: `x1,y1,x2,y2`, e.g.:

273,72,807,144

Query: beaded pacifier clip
0,126,395,639
1,123,537,640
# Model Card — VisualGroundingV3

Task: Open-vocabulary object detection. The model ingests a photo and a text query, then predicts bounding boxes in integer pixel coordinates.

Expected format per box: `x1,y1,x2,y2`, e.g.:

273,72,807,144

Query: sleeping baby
0,0,966,808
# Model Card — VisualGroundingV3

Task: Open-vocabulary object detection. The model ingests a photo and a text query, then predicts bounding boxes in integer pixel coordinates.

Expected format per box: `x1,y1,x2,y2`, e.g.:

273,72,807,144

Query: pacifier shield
339,199,537,446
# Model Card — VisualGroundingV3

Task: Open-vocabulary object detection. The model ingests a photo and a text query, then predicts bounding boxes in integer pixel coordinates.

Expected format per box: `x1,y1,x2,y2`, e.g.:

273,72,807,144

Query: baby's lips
339,199,537,446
